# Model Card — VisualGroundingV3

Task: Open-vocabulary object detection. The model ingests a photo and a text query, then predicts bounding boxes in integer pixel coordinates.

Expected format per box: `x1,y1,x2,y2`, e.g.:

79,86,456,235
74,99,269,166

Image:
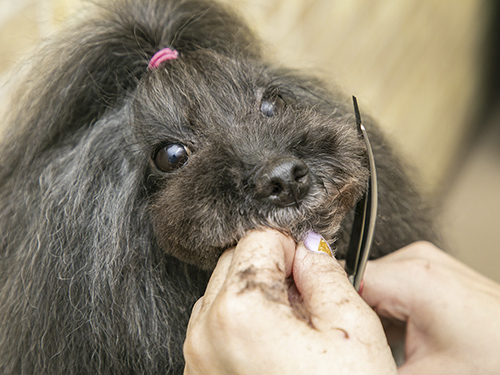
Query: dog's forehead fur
133,50,357,159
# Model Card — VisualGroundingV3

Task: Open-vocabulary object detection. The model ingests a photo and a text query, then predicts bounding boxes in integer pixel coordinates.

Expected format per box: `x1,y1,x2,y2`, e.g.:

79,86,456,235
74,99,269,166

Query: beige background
0,0,498,282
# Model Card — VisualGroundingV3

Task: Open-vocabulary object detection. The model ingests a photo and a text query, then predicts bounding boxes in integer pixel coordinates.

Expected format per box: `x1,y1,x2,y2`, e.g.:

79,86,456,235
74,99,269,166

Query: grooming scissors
344,96,378,292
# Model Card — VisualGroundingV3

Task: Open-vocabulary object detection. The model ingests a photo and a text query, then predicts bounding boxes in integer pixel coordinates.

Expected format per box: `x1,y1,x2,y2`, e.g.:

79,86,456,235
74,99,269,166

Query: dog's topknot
1,0,259,182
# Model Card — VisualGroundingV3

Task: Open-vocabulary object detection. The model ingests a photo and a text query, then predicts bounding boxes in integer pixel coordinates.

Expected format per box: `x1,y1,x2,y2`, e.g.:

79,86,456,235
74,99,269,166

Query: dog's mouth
211,222,341,262
215,174,364,263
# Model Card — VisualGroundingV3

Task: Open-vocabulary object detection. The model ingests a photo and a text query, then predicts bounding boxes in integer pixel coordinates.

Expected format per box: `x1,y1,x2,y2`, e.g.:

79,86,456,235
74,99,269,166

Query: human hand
362,241,500,375
183,229,396,375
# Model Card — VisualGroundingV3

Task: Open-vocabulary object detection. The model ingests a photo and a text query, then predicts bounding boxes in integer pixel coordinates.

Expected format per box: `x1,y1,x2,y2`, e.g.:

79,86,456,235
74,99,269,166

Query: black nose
255,157,311,207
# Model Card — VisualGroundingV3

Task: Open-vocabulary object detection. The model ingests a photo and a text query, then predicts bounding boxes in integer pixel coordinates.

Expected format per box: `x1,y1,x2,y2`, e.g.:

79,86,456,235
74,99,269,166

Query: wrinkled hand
183,229,396,375
362,242,500,375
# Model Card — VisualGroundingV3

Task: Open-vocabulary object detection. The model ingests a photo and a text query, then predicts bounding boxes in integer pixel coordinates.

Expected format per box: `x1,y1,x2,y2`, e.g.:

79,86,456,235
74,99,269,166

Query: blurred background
0,0,498,281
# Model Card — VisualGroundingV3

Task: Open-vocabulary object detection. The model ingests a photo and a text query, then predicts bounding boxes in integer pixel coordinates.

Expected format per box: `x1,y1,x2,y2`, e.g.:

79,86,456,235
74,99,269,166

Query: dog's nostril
271,180,284,196
255,157,311,207
292,162,309,182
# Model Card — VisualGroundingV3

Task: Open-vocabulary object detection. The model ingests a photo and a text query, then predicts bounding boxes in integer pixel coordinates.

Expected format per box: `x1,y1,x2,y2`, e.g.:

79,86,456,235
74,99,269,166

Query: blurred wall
0,0,79,119
0,0,79,69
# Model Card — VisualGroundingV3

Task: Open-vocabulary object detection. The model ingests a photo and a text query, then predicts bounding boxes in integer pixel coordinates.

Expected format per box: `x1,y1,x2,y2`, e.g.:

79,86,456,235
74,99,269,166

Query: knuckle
390,241,443,271
392,255,433,282
219,248,234,263
408,241,440,257
208,292,253,334
405,242,449,272
183,326,205,362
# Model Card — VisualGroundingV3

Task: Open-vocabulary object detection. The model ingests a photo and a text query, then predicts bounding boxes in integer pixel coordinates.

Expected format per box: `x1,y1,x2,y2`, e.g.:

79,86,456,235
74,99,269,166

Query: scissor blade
352,123,378,291
345,97,378,292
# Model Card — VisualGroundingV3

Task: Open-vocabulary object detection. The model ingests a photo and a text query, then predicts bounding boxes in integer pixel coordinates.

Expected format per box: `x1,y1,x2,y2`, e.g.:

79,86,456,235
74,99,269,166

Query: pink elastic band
148,48,179,70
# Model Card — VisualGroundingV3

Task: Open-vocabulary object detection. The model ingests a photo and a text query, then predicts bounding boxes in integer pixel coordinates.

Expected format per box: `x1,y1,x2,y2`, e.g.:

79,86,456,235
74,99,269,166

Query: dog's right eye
153,144,190,172
260,90,285,117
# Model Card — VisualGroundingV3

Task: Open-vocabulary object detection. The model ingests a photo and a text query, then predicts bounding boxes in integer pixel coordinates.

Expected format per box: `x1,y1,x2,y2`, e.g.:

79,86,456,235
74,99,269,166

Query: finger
198,248,234,314
361,260,411,321
361,242,443,322
222,229,296,303
186,296,204,329
292,243,370,330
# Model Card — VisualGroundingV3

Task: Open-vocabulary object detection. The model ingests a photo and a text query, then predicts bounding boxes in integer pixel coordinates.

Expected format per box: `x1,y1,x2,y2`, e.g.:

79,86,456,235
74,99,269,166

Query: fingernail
303,231,333,257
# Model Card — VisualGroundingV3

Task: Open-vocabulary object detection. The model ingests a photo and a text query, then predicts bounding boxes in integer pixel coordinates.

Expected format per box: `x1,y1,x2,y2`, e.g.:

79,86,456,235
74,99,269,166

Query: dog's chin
165,221,343,271
154,180,362,270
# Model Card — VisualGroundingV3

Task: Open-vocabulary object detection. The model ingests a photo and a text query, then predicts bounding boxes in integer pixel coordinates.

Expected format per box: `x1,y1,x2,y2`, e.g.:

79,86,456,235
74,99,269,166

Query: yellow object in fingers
318,238,332,256
303,231,333,257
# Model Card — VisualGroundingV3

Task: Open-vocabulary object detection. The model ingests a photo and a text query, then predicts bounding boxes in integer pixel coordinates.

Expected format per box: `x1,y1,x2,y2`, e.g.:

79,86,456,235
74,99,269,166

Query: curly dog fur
0,0,436,373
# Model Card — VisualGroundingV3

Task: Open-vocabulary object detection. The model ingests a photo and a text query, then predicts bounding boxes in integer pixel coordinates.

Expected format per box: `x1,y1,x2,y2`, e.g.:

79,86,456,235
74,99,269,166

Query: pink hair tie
148,48,179,70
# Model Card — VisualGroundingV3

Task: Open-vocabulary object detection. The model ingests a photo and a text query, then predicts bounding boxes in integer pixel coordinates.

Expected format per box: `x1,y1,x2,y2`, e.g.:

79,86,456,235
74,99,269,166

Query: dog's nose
255,157,311,207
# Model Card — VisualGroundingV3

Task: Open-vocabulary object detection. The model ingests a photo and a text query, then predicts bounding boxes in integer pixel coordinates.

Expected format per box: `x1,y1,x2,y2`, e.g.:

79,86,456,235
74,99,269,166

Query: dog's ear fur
1,0,260,180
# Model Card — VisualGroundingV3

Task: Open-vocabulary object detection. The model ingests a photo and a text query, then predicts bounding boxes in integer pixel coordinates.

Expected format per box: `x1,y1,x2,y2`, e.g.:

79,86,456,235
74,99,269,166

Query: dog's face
132,51,368,269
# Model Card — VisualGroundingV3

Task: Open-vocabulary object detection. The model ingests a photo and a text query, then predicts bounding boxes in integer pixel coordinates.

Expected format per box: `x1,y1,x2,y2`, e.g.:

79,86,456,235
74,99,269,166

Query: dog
0,0,436,373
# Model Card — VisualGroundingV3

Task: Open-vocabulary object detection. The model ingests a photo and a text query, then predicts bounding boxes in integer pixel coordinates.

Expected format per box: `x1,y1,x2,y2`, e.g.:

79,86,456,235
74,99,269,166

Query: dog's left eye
260,91,285,117
153,144,190,172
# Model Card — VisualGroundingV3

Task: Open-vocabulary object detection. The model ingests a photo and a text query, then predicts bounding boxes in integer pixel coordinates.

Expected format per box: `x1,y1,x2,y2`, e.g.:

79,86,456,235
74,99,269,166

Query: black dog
0,0,436,373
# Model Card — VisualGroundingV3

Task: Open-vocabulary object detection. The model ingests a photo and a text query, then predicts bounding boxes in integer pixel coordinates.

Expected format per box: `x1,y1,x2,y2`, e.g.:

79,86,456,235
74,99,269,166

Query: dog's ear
1,0,259,179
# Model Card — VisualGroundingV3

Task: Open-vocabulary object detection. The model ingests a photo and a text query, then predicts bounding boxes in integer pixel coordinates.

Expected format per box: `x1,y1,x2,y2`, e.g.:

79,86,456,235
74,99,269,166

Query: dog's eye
260,91,285,117
153,144,190,172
